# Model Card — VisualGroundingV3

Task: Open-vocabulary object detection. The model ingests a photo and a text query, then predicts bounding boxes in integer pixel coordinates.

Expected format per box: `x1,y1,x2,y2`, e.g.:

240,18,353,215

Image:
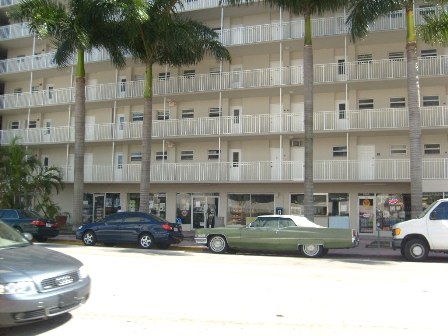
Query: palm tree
121,0,231,213
346,0,443,219
226,0,349,222
0,138,64,213
418,2,448,44
10,0,144,228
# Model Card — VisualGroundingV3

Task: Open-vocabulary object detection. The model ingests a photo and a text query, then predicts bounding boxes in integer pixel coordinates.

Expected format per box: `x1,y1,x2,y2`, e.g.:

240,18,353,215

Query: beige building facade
1,1,448,235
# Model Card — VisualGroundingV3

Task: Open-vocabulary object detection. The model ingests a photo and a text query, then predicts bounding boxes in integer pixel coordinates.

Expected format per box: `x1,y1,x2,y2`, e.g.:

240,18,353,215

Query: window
358,99,374,110
337,102,346,119
119,78,126,94
157,110,169,120
390,144,407,156
183,70,195,77
210,67,220,75
337,59,345,75
134,74,144,81
158,72,170,80
181,109,194,119
357,54,373,63
132,112,143,122
43,157,49,167
130,152,142,162
31,85,39,92
155,151,167,161
290,139,304,147
424,144,440,155
423,95,439,107
421,49,437,58
27,120,37,129
10,121,19,129
390,97,406,108
333,146,347,157
209,107,221,117
13,88,22,94
48,85,54,99
389,52,404,60
181,150,194,160
208,150,220,160
431,202,448,220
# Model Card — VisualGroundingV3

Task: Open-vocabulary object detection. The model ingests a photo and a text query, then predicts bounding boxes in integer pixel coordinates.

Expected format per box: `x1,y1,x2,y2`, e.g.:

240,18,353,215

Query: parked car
195,215,359,257
76,212,184,249
0,219,90,327
0,209,59,242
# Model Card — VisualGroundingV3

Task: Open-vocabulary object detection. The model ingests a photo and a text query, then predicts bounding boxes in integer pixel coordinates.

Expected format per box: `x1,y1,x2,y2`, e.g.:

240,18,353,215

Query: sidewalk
46,232,402,259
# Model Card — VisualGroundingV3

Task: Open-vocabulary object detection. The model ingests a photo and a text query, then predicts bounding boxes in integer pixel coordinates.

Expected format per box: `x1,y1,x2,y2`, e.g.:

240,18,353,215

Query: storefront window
176,193,191,225
228,194,250,225
290,194,328,216
128,193,140,212
105,193,120,216
227,194,274,225
83,192,120,223
328,193,349,216
127,193,166,218
149,194,166,218
375,194,407,231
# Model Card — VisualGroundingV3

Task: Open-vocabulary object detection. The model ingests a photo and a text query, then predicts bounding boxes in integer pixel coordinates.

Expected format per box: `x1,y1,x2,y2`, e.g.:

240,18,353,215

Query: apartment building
1,1,447,235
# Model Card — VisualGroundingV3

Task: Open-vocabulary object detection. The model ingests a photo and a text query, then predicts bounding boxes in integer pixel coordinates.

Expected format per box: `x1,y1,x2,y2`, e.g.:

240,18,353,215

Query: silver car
0,219,91,327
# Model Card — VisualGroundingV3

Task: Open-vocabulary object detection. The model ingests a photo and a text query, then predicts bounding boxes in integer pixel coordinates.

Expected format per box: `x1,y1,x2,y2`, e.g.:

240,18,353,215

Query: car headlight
78,265,89,279
77,225,84,230
0,281,37,295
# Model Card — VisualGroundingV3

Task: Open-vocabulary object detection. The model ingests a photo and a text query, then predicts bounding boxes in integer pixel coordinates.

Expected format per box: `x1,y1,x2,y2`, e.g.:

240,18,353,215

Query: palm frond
346,0,407,41
418,9,448,46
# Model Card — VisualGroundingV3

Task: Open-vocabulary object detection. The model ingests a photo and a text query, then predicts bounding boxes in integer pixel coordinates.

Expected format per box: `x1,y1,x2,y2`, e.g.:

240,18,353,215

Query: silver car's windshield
0,221,31,248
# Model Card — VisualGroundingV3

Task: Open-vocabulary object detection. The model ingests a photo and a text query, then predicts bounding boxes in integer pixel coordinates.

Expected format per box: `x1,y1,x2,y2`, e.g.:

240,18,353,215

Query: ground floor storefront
57,183,448,236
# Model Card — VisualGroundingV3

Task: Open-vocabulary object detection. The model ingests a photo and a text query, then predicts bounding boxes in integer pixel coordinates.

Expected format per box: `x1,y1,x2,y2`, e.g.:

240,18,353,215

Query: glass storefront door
192,196,219,229
358,196,375,234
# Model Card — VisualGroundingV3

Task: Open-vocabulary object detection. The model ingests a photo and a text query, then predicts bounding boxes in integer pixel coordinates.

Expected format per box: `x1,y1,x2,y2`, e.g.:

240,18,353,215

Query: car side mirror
23,232,33,241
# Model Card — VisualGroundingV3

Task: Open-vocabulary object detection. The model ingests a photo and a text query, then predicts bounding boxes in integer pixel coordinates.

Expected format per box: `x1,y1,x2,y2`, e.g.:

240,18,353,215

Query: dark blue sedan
75,212,183,249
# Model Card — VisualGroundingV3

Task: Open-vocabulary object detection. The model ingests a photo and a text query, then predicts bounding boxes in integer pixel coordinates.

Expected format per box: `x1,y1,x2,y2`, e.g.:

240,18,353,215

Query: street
2,244,448,336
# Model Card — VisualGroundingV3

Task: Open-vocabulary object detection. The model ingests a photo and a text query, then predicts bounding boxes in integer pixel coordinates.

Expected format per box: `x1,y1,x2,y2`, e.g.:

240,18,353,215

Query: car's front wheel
82,230,97,246
34,236,48,242
138,233,154,249
403,238,429,262
208,235,228,253
300,244,324,258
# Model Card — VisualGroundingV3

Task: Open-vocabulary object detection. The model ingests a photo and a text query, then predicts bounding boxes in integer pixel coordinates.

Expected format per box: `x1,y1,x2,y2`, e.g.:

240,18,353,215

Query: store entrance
192,196,219,229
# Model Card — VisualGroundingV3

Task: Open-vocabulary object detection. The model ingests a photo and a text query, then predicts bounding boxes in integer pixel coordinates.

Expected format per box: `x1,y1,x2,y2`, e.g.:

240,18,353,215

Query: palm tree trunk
406,6,422,218
139,63,154,213
407,42,422,218
303,14,314,222
72,76,86,229
72,49,86,229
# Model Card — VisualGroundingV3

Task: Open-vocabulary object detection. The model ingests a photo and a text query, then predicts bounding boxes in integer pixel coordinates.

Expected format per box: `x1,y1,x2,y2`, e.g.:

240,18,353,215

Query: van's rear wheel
403,239,429,262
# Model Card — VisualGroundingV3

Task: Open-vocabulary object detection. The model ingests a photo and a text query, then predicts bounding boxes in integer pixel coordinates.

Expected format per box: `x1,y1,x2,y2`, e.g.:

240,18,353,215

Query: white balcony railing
57,158,448,183
2,106,447,145
1,55,448,110
1,6,446,46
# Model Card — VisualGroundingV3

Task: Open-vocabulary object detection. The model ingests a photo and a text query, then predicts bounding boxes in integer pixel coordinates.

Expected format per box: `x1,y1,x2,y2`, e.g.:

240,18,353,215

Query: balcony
58,158,448,183
0,6,443,45
1,55,448,110
1,106,446,146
